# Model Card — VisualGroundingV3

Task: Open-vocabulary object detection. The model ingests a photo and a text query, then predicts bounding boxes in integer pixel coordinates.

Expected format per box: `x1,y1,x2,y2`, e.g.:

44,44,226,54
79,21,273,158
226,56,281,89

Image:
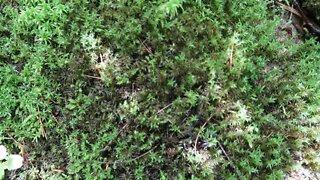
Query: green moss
0,0,319,179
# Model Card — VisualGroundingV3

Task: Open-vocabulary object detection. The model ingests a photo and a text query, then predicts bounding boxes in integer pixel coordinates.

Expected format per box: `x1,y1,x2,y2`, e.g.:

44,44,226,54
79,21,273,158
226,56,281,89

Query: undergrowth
0,0,319,179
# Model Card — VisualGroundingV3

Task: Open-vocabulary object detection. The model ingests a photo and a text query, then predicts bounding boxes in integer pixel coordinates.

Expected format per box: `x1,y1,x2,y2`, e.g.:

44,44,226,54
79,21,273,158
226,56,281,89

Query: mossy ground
0,0,319,179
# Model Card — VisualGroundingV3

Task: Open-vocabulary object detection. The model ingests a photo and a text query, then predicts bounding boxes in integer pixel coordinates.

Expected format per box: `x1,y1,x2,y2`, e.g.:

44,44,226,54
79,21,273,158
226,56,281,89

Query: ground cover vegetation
0,0,319,179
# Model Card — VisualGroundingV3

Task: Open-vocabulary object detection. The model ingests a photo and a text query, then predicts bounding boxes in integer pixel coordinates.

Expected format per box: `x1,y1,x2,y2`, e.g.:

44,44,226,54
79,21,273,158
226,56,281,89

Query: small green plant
0,145,23,179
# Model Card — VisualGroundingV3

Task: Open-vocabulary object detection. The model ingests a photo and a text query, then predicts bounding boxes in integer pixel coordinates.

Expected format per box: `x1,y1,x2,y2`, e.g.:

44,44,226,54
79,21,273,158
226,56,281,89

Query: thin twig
101,123,129,152
288,2,294,21
157,103,173,114
228,31,237,69
84,75,102,80
5,134,24,149
27,158,42,179
51,113,60,125
217,140,242,180
228,43,235,68
87,144,158,166
37,106,47,140
194,115,213,153
217,140,231,162
51,168,64,173
126,144,158,162
283,133,304,139
99,53,103,62
139,38,155,57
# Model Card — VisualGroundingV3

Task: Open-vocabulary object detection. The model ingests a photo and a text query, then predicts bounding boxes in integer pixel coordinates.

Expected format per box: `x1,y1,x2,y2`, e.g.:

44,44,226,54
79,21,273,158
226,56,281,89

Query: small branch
275,1,301,18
